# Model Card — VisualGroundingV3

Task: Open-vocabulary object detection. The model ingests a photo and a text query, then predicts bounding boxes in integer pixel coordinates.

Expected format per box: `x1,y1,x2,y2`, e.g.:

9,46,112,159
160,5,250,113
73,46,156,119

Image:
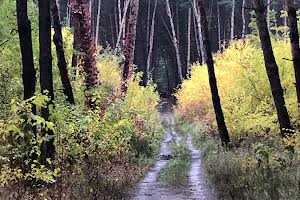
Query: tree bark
120,0,140,95
253,0,293,137
71,0,99,107
285,0,300,106
242,0,247,43
230,0,235,41
187,8,191,72
146,0,158,81
116,0,130,49
192,0,206,64
39,0,55,163
198,0,230,145
95,0,102,46
17,0,36,102
217,0,222,50
51,0,75,105
166,0,183,82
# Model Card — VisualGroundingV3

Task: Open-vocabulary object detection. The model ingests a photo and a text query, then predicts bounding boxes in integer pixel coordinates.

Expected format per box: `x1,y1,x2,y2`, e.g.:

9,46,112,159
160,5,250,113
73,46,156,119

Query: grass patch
159,140,191,188
180,122,300,200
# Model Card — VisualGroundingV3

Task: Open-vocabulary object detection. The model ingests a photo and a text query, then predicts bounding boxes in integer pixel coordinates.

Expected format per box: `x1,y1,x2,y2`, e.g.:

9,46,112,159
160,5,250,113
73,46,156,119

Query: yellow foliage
177,39,298,137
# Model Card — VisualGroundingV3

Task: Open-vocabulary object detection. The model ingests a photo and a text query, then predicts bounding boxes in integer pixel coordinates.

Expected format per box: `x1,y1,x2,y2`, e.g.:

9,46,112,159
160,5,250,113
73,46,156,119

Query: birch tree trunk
230,0,235,41
253,0,293,138
193,12,201,60
198,0,231,145
187,8,191,72
146,0,151,54
51,0,75,104
120,0,140,94
192,0,206,64
146,0,158,81
116,0,130,49
166,0,183,82
95,0,102,46
267,0,271,30
286,0,300,106
242,0,247,43
217,0,222,50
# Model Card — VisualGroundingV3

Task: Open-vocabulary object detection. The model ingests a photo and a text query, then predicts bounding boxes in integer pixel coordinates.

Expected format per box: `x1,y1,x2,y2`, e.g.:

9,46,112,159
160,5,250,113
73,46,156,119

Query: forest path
130,102,216,200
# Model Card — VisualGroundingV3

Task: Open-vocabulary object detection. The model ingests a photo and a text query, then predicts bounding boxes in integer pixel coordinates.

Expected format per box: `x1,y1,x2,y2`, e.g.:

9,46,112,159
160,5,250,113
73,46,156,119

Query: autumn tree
253,0,293,137
71,0,99,107
120,0,140,95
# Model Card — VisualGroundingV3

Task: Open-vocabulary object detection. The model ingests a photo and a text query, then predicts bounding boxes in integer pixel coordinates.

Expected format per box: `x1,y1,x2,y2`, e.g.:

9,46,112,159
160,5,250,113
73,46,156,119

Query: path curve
131,106,216,200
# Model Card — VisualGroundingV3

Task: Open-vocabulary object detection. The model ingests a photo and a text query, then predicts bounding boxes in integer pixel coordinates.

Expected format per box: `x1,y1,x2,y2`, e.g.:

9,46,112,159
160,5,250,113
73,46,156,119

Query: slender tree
242,0,247,43
71,0,99,107
116,0,130,49
166,0,183,82
192,0,206,64
39,0,55,163
51,0,75,105
253,0,293,137
17,0,36,102
285,0,300,106
230,0,235,41
146,0,158,81
120,0,140,95
199,0,230,145
95,0,102,46
187,8,191,71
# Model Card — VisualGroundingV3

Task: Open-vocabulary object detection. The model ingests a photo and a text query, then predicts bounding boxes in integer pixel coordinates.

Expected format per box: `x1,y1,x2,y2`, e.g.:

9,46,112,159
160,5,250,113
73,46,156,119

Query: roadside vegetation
176,38,300,199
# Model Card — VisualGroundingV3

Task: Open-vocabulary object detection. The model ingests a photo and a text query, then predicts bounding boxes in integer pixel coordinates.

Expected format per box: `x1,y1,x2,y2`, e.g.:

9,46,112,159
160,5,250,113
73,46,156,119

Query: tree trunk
116,0,130,49
242,0,247,43
17,0,36,102
187,8,191,72
198,0,231,145
253,0,293,137
166,0,183,82
285,0,300,106
71,0,99,107
267,0,271,30
95,0,102,46
51,0,75,105
39,0,55,163
230,0,235,41
193,0,206,64
146,0,151,55
146,0,158,81
217,0,222,50
193,12,201,60
120,0,140,95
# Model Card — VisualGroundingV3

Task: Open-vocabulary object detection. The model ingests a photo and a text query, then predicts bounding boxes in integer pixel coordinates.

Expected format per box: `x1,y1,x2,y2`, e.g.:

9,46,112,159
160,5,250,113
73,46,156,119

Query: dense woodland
1,0,300,199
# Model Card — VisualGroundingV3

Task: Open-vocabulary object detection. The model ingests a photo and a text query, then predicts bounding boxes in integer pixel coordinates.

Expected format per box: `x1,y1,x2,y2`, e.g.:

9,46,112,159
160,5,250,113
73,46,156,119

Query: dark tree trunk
51,0,75,105
120,0,140,95
253,0,293,137
71,0,99,107
39,0,55,163
16,0,36,102
286,0,300,106
199,0,230,145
